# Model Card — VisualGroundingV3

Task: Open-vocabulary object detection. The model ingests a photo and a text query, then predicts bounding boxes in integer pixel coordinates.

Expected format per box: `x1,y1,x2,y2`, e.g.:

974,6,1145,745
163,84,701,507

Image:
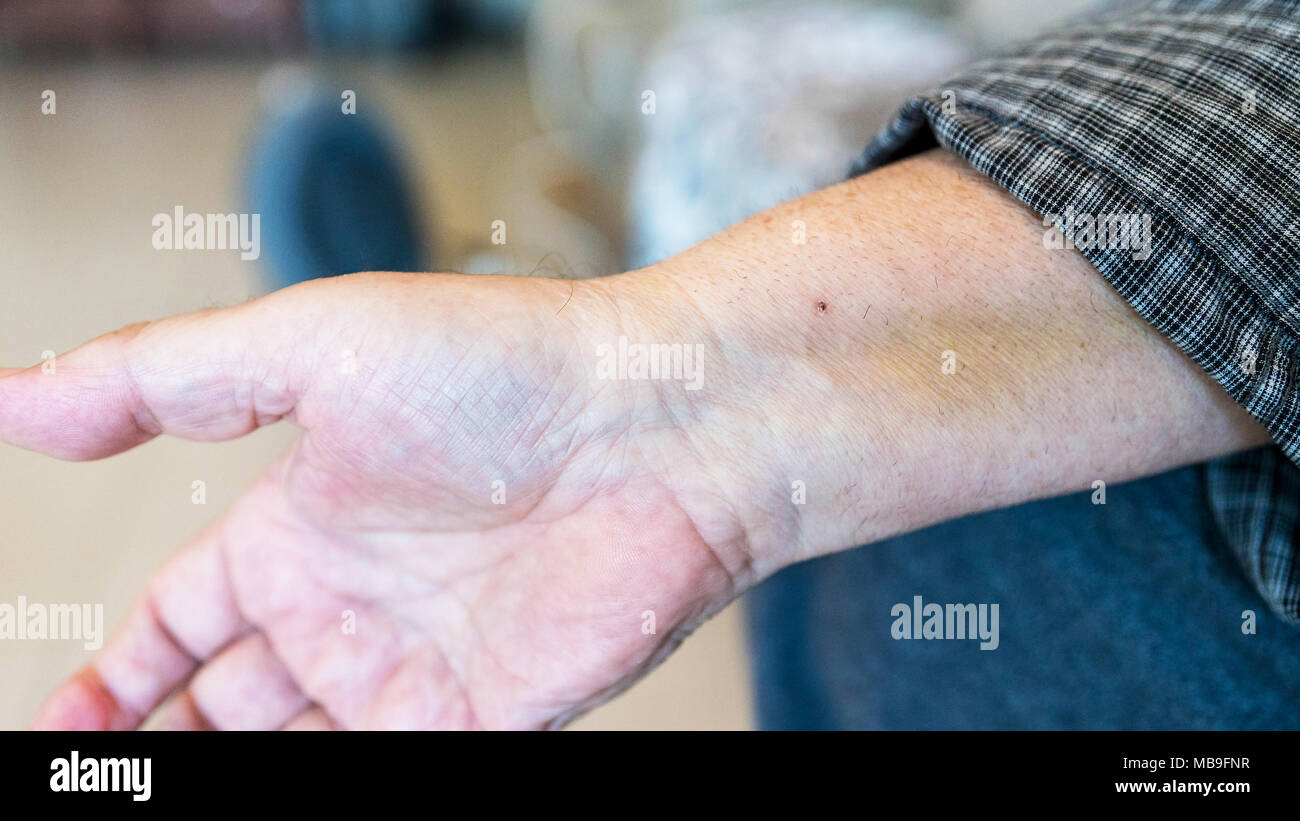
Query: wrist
597,261,893,582
602,161,976,577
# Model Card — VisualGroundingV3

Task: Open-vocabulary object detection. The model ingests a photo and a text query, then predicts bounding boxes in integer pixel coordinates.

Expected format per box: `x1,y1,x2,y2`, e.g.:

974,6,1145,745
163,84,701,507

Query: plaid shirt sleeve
851,0,1300,623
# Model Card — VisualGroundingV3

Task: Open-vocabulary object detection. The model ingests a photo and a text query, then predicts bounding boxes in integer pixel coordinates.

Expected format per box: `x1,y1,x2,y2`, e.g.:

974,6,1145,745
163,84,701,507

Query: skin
7,150,1268,730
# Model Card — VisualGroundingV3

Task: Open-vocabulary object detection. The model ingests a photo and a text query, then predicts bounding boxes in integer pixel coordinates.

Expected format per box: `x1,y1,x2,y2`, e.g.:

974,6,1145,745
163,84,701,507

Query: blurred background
0,0,1094,729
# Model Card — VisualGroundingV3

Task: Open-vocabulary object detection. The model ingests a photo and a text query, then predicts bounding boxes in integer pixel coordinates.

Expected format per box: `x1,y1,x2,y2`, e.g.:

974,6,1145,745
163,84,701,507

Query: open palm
12,272,751,730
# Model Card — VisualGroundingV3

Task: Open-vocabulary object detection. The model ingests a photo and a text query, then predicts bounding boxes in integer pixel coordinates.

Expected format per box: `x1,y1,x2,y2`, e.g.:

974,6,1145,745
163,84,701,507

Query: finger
30,513,250,730
173,633,311,731
281,705,339,731
182,632,309,731
0,295,304,461
148,691,216,731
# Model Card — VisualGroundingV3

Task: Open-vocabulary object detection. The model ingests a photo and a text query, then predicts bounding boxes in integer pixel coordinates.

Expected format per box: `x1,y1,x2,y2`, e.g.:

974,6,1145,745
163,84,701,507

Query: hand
13,271,757,730
13,150,1265,730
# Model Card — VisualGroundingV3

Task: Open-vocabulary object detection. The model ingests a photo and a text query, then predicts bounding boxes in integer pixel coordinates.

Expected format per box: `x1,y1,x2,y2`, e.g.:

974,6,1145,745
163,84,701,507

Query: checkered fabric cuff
852,0,1300,622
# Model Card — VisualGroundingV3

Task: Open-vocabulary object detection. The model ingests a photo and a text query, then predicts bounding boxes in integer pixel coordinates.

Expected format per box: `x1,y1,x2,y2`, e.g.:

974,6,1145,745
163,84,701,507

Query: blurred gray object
628,4,970,267
499,0,1103,276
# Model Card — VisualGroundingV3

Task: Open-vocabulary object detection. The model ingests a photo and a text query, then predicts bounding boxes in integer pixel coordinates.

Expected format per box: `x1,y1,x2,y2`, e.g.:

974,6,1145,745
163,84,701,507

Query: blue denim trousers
746,464,1300,729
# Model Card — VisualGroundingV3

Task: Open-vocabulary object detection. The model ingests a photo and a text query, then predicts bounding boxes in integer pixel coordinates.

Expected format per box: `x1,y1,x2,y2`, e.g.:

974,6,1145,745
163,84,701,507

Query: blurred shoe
301,0,443,50
246,67,428,290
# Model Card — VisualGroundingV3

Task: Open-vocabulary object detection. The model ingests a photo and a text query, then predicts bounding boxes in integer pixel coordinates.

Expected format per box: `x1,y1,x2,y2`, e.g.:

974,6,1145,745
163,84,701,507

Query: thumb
0,296,309,461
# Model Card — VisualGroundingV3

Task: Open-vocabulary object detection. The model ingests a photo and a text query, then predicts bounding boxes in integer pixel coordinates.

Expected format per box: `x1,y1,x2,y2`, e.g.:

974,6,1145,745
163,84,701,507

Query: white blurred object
525,0,675,179
959,0,1105,47
629,4,969,267
521,0,1097,271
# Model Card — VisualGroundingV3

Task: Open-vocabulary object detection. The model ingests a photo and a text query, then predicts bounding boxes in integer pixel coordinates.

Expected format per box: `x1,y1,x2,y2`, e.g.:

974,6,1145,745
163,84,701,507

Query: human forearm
617,149,1268,576
8,150,1273,730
